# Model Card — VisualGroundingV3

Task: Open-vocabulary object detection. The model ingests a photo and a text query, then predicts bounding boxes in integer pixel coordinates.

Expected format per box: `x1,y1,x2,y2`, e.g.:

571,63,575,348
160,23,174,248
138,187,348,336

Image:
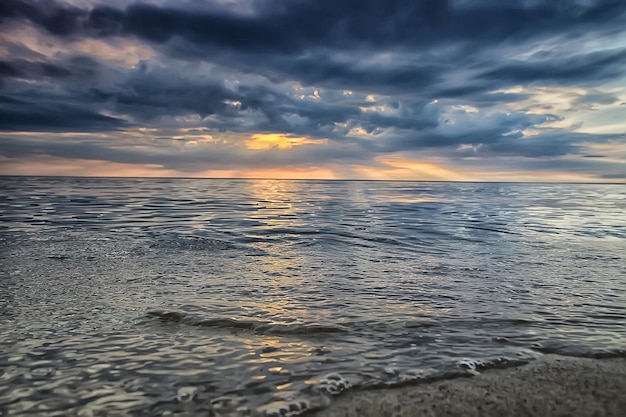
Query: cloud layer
1,0,625,180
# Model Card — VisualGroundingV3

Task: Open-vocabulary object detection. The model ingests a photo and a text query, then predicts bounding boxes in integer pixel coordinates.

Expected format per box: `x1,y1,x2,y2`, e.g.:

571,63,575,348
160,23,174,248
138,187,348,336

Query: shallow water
1,177,625,416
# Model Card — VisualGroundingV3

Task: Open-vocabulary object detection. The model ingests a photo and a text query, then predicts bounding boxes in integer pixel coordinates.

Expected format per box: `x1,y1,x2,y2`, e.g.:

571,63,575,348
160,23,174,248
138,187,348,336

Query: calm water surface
1,177,625,416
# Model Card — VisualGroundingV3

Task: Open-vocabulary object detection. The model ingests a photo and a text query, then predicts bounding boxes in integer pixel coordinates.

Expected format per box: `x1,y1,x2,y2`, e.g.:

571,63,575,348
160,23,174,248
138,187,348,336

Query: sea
1,177,625,417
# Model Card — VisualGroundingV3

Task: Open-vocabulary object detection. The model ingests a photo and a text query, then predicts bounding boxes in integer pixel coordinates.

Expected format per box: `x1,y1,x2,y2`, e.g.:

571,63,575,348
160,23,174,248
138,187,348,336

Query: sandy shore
311,355,626,417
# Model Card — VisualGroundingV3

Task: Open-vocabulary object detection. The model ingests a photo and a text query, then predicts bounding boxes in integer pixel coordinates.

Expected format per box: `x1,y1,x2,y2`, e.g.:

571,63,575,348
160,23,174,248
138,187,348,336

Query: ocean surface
1,177,625,417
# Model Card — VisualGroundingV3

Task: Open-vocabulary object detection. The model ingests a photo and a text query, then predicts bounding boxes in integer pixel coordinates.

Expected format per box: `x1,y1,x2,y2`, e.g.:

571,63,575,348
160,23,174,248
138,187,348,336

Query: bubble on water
384,367,398,376
457,358,484,375
176,386,197,402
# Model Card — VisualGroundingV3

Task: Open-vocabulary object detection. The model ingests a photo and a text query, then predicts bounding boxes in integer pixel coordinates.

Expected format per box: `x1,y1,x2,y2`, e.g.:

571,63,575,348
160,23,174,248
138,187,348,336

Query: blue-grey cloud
0,0,625,179
0,96,128,132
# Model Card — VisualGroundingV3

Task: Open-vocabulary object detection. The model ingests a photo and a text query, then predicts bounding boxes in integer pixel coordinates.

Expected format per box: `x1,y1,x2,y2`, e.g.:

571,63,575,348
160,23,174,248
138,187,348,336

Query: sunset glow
245,134,327,150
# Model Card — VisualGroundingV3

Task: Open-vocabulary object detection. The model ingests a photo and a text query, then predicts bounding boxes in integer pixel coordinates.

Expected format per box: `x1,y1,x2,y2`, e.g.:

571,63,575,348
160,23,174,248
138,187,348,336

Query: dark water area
1,177,625,416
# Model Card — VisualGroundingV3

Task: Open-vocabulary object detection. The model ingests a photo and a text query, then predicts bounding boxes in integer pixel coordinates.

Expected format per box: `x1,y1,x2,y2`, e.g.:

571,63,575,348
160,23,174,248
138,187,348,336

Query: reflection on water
0,177,625,416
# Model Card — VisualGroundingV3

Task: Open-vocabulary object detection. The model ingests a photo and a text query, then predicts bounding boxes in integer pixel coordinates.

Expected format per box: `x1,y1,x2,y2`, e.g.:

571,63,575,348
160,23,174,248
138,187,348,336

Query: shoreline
311,355,626,417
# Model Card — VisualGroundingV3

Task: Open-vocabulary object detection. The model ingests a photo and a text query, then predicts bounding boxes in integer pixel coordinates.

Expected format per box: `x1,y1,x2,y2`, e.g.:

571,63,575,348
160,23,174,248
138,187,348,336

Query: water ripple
1,178,625,416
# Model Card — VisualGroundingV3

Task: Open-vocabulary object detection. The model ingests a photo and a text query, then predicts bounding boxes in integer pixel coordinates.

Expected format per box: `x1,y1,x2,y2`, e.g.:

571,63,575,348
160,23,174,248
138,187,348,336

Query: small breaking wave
147,311,349,335
530,343,626,359
148,233,236,251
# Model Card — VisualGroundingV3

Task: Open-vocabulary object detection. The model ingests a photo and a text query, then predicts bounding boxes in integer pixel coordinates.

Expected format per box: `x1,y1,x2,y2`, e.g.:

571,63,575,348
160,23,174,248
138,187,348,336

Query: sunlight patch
245,134,327,150
353,155,469,181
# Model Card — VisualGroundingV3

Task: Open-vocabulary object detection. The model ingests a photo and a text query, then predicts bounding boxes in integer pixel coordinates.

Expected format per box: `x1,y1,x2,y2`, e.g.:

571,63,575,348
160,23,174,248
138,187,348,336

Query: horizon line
0,174,623,185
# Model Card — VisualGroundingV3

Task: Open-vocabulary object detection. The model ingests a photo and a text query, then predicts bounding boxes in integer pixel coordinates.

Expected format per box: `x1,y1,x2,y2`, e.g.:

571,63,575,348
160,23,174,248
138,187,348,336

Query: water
1,177,625,417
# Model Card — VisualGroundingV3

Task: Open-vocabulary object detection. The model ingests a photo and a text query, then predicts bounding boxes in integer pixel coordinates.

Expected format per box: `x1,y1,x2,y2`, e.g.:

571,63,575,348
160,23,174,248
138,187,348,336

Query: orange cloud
245,133,327,150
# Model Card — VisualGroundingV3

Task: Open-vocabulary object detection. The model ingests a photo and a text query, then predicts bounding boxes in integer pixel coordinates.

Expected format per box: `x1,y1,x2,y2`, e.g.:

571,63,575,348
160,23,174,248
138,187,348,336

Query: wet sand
312,355,626,417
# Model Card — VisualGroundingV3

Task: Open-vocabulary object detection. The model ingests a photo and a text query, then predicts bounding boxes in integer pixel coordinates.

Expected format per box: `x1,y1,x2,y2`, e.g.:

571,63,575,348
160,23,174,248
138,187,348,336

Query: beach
312,355,626,417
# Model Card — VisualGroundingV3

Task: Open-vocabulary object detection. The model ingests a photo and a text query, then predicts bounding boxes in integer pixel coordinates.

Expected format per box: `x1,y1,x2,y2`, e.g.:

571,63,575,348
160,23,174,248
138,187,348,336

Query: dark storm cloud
255,54,447,96
0,55,101,86
5,1,626,66
0,96,128,131
80,65,365,136
377,111,559,153
79,1,626,52
77,0,626,95
3,0,625,92
0,59,74,79
0,0,625,177
89,70,238,121
0,61,20,77
74,62,435,143
0,0,86,36
479,49,626,85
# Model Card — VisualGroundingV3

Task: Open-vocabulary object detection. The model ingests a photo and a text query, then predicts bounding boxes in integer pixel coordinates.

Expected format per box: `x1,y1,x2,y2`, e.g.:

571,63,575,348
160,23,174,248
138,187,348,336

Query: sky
0,0,625,181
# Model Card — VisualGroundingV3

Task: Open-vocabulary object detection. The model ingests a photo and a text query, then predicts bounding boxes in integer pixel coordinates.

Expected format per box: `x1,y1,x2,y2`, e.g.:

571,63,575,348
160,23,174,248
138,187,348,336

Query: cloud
479,49,626,86
0,0,625,180
0,96,128,132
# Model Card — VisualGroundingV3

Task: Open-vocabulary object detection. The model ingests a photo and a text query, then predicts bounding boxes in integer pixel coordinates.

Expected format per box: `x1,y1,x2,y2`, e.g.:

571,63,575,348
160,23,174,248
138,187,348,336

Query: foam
261,399,312,417
456,358,485,375
315,373,352,396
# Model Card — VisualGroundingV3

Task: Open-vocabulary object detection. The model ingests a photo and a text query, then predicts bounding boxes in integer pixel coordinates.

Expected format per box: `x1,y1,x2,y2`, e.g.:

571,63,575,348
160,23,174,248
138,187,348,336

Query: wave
530,345,626,359
147,311,349,335
147,312,537,335
147,234,236,251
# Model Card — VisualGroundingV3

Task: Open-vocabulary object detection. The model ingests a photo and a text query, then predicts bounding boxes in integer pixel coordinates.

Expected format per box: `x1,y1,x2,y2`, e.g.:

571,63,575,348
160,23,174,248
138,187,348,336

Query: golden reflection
245,133,327,150
244,179,305,229
239,180,316,303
